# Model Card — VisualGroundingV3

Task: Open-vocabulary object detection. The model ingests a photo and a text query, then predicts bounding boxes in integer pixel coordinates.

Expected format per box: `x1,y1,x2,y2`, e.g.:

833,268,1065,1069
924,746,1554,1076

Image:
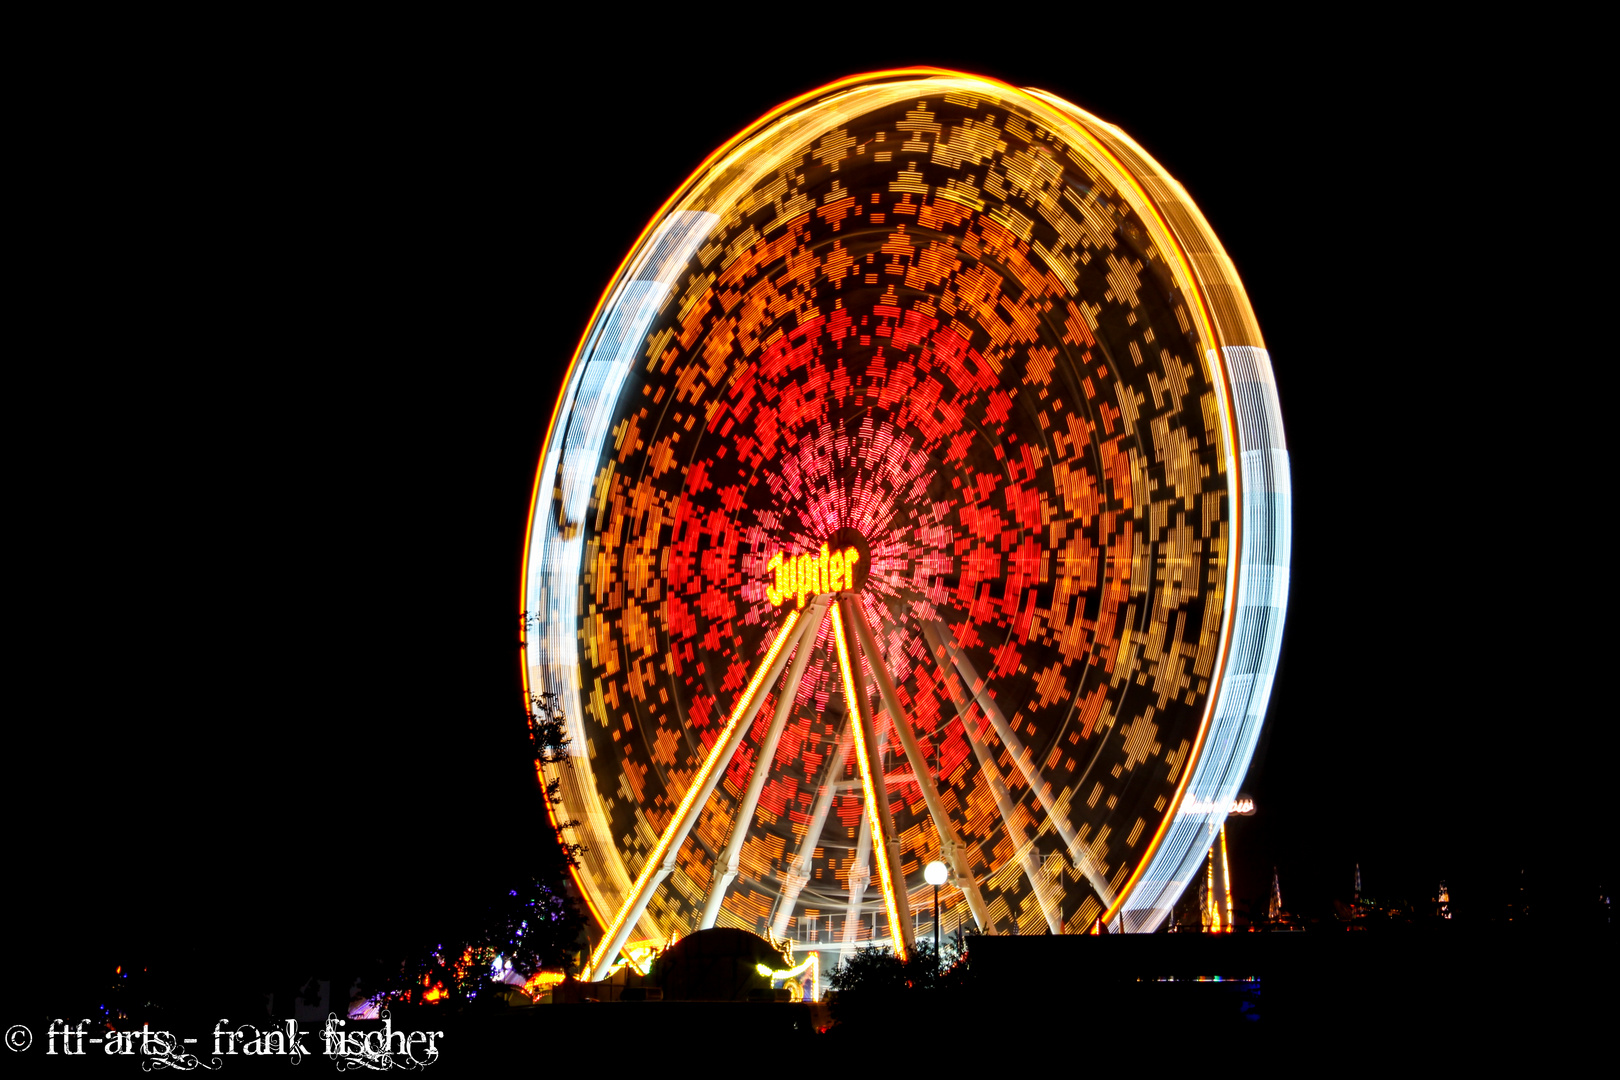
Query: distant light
924,860,949,886
1181,795,1256,816
758,955,817,983
524,971,566,996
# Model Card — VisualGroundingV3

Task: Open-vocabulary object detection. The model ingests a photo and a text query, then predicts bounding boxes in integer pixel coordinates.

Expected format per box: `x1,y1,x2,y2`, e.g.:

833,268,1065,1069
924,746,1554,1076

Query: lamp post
925,731,948,968
924,860,948,969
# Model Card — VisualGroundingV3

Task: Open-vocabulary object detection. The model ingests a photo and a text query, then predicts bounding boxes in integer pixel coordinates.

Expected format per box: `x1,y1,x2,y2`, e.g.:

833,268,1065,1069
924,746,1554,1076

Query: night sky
15,22,1604,1006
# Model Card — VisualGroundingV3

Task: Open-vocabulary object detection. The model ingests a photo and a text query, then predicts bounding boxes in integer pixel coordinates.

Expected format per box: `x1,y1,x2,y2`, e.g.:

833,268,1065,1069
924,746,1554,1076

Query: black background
13,18,1605,1007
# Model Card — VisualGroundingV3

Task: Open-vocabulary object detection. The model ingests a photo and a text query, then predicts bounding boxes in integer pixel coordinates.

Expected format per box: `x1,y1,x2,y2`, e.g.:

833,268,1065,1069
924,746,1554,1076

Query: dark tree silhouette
356,691,589,1008
825,938,971,1032
529,690,584,868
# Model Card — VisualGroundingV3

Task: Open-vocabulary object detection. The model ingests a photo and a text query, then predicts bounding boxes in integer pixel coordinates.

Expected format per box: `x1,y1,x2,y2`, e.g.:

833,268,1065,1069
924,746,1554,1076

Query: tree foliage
825,938,971,1029
529,691,583,868
360,869,586,1007
357,690,590,1007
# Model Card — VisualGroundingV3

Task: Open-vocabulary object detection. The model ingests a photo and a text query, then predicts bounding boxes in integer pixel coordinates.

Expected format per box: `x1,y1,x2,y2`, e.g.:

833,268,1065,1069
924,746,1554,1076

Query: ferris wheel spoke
769,726,850,941
699,596,830,930
584,604,817,979
926,630,1063,934
831,595,913,959
920,619,1110,900
847,600,994,935
837,813,873,969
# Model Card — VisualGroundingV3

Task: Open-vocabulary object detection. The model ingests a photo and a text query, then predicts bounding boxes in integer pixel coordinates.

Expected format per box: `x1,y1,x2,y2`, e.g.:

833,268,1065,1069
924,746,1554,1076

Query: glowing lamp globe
521,69,1289,975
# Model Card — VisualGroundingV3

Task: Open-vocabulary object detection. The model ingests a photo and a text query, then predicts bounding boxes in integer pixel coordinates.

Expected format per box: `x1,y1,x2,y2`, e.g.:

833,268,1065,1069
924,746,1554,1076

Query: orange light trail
585,607,802,976
830,600,906,961
1220,824,1234,933
1206,840,1218,930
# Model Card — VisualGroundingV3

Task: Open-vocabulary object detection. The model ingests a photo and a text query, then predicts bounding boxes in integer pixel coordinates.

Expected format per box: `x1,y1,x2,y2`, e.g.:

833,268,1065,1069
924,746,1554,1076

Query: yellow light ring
830,600,907,961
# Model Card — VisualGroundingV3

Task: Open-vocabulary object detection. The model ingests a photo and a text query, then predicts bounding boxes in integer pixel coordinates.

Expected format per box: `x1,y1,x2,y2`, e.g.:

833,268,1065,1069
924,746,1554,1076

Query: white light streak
1116,346,1290,933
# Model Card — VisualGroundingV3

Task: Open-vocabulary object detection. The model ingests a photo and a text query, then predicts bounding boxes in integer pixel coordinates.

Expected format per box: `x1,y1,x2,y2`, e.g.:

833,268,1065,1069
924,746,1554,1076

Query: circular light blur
522,69,1290,945
924,861,949,887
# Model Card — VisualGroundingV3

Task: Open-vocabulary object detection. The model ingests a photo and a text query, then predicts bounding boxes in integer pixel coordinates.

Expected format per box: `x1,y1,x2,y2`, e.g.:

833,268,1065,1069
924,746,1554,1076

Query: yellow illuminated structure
1197,823,1235,931
584,606,807,976
830,599,909,959
766,545,860,608
1220,825,1234,933
522,70,1290,973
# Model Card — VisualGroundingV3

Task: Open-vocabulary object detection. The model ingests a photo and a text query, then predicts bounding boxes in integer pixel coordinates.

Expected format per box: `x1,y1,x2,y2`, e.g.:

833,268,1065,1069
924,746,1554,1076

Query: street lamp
924,860,948,965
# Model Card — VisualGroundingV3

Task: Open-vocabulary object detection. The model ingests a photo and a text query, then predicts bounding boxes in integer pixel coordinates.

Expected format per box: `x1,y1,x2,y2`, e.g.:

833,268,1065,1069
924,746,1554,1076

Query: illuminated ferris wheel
521,70,1289,978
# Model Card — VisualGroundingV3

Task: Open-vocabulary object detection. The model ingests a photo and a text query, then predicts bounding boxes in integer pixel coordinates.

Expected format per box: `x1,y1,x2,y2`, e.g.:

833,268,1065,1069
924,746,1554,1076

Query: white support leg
836,814,872,970
584,606,818,979
923,620,1110,900
848,602,994,934
833,595,914,957
770,733,849,940
966,711,1063,933
923,624,1061,933
699,597,829,929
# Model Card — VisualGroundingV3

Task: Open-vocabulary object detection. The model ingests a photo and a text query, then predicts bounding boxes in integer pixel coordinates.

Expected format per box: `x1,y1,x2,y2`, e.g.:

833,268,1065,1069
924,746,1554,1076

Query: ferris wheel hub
765,527,872,608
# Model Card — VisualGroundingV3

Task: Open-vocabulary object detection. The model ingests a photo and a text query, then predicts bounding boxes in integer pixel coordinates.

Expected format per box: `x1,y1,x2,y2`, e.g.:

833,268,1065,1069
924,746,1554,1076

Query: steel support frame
698,598,828,929
952,677,1063,933
833,594,914,957
584,601,824,978
922,622,1067,932
769,732,849,940
847,602,993,934
837,815,873,969
923,619,1110,899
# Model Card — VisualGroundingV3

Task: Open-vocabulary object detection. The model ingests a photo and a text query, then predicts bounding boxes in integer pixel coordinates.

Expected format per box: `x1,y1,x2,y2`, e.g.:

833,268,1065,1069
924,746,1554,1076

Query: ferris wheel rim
522,69,1288,961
